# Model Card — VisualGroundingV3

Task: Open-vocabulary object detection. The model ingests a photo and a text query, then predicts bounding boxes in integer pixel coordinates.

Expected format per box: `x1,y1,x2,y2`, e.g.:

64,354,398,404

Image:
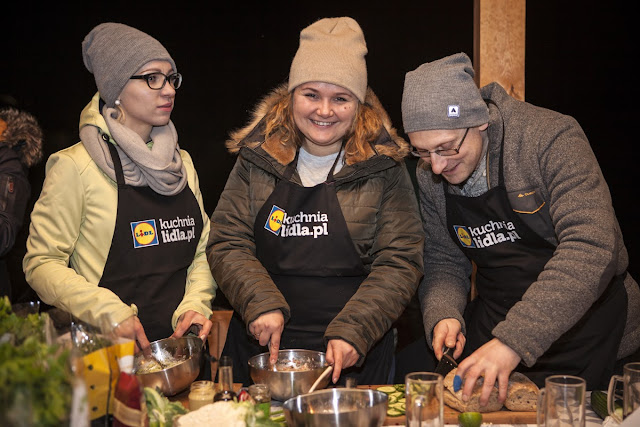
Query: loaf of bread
442,368,539,412
443,369,503,412
504,371,538,411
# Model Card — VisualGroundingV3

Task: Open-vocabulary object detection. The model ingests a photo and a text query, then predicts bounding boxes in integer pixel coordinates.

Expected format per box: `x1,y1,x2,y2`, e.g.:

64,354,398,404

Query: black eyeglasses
410,127,470,159
129,72,182,90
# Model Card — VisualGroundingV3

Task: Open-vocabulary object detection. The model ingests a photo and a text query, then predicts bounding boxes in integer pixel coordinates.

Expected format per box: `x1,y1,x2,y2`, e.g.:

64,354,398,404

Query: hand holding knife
434,346,458,377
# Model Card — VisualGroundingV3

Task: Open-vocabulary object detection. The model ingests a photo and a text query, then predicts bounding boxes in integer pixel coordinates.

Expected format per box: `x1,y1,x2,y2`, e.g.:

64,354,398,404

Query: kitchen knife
434,346,458,377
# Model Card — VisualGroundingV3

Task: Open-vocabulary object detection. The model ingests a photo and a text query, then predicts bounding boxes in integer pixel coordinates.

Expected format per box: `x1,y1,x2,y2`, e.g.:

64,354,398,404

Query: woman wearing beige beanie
208,17,424,385
24,23,215,351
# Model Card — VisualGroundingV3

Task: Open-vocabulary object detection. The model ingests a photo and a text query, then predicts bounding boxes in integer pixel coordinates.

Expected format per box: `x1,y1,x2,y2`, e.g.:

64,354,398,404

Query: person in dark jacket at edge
0,104,44,301
207,16,424,386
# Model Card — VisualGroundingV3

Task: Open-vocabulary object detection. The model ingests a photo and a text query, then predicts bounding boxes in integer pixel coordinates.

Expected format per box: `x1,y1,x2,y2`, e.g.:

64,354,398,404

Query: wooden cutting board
358,385,537,425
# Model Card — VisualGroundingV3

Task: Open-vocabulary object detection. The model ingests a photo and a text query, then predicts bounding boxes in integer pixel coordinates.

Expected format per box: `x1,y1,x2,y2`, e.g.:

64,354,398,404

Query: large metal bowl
283,388,389,427
248,349,330,401
134,336,202,396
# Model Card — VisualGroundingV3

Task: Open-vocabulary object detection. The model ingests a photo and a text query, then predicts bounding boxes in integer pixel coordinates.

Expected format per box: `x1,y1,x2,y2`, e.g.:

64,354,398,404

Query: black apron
98,139,203,342
444,107,627,389
223,149,394,386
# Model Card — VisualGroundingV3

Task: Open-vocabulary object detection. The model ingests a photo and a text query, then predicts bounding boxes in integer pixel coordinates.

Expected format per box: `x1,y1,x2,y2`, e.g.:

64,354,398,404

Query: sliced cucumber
391,402,406,411
379,384,407,417
387,401,406,416
387,407,405,417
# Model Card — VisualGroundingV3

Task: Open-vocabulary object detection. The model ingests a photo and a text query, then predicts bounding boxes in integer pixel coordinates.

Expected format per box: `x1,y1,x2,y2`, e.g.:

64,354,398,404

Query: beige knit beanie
288,17,368,103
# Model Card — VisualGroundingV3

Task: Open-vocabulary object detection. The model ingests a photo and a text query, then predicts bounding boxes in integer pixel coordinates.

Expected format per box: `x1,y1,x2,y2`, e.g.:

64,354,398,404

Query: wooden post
469,1,526,300
474,0,526,101
207,310,234,377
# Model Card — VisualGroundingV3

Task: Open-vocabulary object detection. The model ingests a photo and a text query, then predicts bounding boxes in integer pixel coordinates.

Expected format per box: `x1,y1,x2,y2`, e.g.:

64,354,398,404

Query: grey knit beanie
401,52,488,133
288,17,368,103
82,22,176,108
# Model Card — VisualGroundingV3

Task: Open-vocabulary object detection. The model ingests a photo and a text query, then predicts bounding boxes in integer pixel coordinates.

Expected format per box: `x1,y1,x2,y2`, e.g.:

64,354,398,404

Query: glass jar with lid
188,380,215,411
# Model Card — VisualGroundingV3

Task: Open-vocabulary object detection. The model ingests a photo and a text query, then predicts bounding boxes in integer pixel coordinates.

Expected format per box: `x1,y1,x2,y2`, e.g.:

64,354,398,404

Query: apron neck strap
325,142,345,184
283,143,345,184
105,140,126,186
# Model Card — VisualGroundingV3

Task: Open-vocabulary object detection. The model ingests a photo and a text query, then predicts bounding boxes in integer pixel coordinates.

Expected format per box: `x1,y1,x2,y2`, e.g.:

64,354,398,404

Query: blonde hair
263,89,383,164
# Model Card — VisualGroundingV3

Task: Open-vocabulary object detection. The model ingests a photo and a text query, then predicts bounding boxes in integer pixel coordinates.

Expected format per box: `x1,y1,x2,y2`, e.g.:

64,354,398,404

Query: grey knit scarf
80,105,187,196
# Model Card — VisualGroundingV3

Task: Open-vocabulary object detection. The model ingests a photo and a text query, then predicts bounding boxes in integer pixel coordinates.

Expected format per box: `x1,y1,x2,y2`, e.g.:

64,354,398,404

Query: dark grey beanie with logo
82,22,176,108
401,52,489,133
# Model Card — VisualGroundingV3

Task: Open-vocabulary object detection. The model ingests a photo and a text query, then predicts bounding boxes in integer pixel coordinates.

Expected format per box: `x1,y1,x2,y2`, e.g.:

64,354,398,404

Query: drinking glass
249,383,271,417
405,372,443,427
607,362,640,423
537,375,586,427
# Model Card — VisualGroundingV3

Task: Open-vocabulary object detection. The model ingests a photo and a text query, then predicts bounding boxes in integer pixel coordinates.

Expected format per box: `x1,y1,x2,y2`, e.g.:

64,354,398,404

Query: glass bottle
213,356,237,402
112,354,143,427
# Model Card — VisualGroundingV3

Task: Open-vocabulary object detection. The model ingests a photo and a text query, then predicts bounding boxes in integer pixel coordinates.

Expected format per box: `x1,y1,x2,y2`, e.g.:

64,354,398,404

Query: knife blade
434,346,458,377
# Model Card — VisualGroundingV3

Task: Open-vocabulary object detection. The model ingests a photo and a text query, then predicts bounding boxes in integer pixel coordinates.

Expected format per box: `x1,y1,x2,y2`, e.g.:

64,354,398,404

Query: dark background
4,1,638,297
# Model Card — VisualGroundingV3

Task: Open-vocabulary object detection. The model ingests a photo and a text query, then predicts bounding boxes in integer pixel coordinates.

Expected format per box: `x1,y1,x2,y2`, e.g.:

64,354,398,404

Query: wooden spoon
308,365,334,393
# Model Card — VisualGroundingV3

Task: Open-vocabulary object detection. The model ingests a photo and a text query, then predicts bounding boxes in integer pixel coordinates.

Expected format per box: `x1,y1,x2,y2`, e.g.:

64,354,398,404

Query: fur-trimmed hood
226,84,410,166
0,107,44,168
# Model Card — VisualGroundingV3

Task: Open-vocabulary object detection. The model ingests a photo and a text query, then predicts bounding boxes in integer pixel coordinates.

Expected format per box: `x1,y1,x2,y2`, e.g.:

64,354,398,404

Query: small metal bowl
283,388,389,427
248,349,330,401
134,336,202,396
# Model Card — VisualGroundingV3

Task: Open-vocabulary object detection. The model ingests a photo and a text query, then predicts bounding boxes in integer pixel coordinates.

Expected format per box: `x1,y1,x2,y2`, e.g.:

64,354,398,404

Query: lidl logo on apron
454,225,475,248
264,205,330,238
265,205,286,236
454,220,522,249
131,219,159,248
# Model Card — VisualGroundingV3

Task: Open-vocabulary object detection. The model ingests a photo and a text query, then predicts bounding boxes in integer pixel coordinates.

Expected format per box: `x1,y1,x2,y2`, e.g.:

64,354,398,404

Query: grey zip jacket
418,82,640,366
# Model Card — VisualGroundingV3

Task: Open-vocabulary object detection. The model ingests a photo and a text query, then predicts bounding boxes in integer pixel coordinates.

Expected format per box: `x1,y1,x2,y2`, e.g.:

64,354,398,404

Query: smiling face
292,81,359,156
408,124,488,185
117,60,176,141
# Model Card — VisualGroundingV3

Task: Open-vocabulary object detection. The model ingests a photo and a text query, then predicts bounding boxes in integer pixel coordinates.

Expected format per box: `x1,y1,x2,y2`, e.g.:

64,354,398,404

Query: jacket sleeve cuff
323,334,367,367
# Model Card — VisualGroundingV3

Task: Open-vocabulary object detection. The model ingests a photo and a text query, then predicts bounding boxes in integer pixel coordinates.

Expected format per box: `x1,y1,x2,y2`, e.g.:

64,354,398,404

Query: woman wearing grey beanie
24,23,215,351
207,16,424,386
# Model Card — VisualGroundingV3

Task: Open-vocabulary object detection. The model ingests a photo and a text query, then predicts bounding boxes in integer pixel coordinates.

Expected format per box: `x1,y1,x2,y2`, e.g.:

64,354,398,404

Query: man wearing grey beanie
24,23,216,366
402,52,640,405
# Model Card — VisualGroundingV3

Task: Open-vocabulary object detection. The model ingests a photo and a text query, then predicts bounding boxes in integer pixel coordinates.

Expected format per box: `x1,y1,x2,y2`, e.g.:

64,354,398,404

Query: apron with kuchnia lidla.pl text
223,147,394,386
98,137,202,342
444,102,626,389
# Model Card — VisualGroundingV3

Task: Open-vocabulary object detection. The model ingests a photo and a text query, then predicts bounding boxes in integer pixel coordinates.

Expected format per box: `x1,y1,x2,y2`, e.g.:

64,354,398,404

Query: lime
458,411,483,427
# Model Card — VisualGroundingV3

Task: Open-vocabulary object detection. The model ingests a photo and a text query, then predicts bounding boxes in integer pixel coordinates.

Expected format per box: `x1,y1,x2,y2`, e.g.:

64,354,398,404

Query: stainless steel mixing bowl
134,336,202,396
283,388,389,427
248,349,330,401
